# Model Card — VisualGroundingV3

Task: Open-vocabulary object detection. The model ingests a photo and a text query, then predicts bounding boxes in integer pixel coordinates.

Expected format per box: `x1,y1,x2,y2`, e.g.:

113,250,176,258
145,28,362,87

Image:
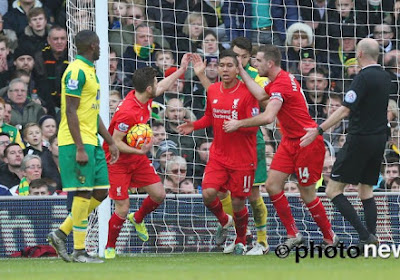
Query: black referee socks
361,197,377,235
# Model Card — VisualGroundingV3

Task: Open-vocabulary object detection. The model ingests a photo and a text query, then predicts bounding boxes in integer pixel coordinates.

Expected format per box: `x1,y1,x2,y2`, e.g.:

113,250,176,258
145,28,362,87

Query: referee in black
300,38,390,246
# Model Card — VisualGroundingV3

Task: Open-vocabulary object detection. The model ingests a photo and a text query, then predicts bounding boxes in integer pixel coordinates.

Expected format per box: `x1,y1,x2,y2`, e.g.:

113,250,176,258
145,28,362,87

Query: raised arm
156,53,191,96
192,53,212,90
238,64,269,102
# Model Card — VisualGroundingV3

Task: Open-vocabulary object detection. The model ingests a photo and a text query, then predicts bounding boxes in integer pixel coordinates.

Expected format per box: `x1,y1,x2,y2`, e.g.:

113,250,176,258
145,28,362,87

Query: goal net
62,0,400,256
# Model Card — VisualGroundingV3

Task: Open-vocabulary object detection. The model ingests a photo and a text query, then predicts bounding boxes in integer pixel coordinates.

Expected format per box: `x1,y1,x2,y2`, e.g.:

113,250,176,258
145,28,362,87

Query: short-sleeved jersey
194,80,259,170
0,123,25,148
58,55,100,146
264,70,316,138
104,90,152,163
343,64,390,135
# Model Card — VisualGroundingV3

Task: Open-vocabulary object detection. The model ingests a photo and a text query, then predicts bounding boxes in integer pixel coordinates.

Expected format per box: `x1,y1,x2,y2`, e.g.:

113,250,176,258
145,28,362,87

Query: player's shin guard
234,207,249,245
106,212,126,248
250,196,268,246
306,197,334,242
206,197,229,226
270,191,298,237
71,196,90,250
59,196,102,236
362,197,377,235
134,196,161,223
221,194,234,216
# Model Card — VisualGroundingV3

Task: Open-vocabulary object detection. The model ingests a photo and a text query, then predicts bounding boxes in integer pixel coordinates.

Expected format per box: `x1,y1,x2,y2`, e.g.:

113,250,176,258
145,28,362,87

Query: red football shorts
108,156,160,200
202,158,255,198
270,135,324,186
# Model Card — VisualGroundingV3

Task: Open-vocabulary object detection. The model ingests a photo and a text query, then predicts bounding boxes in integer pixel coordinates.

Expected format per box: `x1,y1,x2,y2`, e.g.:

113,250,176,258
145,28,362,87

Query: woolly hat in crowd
156,140,179,159
285,22,314,46
300,48,316,60
164,67,185,81
13,46,35,60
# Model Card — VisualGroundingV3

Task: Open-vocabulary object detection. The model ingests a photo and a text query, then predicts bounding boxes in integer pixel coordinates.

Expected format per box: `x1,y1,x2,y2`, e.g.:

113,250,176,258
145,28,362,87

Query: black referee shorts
330,134,387,185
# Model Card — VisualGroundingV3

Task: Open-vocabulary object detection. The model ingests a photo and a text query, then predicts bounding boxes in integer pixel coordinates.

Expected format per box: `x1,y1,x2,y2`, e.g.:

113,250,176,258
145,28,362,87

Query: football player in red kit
103,54,191,259
223,45,338,249
178,50,259,255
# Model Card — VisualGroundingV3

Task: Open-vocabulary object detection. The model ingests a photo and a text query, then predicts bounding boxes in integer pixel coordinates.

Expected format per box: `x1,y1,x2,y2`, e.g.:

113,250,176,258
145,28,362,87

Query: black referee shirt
343,64,391,135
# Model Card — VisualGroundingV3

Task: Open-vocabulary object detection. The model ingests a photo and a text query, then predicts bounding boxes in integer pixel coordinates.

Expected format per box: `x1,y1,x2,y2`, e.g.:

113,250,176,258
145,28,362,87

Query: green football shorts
59,144,110,192
254,129,267,186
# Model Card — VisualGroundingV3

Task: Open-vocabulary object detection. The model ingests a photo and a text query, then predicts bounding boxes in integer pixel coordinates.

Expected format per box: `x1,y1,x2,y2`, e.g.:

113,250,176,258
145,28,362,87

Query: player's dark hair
4,143,21,157
76,30,98,55
219,49,239,66
231,37,252,54
258,45,281,66
132,67,158,92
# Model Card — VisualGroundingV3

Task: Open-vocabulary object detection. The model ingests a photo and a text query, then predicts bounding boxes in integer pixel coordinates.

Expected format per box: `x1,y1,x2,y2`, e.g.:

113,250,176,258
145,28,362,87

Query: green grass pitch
1,253,399,280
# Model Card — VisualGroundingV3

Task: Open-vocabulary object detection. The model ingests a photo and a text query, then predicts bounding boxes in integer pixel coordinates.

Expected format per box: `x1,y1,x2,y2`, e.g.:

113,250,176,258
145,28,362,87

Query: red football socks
106,212,126,248
206,197,229,226
306,197,334,242
270,191,298,237
134,196,161,223
234,207,249,245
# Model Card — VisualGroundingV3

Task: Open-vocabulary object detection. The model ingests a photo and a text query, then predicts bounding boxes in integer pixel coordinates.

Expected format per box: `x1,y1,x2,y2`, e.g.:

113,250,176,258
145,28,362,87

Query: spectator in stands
366,0,393,28
38,115,57,147
109,3,170,58
164,155,189,194
281,22,314,73
0,143,23,192
389,177,400,192
376,155,400,191
34,26,68,113
109,90,122,119
335,57,360,92
0,13,18,53
251,0,281,45
319,94,348,148
6,78,45,129
299,0,329,50
121,24,159,84
3,100,12,124
108,0,129,29
284,179,299,193
48,134,59,168
109,49,123,94
29,178,49,196
327,0,367,45
319,155,336,192
175,12,207,62
383,49,400,100
18,154,42,195
372,23,397,54
293,48,317,84
304,67,329,122
3,0,53,37
270,0,299,44
22,122,61,188
188,0,219,29
0,97,24,148
180,178,197,194
161,97,206,176
155,139,179,176
0,132,10,164
153,49,175,78
18,7,51,54
388,99,399,132
194,138,212,188
221,0,252,42
0,35,12,89
198,29,222,57
146,0,188,47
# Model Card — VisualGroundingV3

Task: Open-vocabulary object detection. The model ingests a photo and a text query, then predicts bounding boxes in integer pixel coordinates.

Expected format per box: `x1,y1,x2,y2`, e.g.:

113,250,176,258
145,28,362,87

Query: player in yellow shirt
47,30,119,263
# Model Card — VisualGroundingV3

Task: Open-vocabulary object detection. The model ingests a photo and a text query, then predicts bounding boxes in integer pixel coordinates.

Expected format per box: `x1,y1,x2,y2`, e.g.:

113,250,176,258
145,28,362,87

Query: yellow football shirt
58,55,100,146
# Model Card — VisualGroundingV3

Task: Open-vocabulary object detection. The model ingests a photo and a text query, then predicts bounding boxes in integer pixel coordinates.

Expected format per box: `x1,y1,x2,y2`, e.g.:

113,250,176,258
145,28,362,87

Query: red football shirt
104,90,152,163
264,70,317,138
193,80,259,170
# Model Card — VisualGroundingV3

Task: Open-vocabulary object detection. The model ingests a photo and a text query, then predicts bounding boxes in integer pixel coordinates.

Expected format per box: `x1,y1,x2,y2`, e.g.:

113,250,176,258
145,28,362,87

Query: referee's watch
317,126,324,135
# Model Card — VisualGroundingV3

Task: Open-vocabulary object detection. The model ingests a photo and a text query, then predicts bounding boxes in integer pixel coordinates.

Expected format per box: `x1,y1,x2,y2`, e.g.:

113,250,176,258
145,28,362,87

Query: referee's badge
344,90,357,103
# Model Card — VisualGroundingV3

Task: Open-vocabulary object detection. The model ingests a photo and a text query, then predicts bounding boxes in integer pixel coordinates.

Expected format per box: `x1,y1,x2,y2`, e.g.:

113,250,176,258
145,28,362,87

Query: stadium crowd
1,0,400,196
